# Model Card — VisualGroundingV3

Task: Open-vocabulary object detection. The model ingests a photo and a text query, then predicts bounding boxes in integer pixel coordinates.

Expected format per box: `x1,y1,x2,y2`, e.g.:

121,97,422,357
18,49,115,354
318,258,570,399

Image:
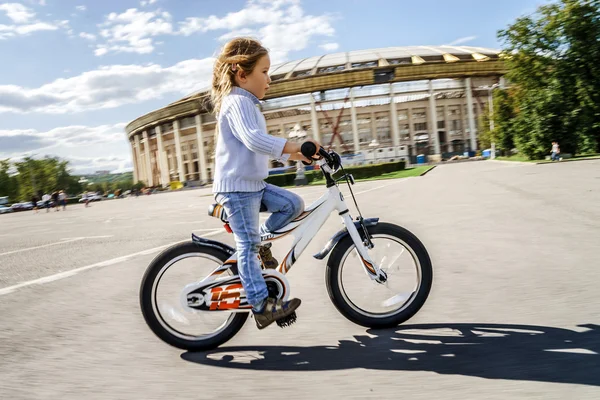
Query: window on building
375,113,391,142
182,144,188,161
451,120,462,131
437,120,445,129
437,107,444,120
414,122,428,132
317,65,345,74
412,109,427,120
399,124,410,141
397,110,408,121
180,116,196,129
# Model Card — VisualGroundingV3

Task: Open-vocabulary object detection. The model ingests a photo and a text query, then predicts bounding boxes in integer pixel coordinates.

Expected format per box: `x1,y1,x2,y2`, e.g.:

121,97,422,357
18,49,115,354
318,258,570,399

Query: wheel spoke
338,233,423,318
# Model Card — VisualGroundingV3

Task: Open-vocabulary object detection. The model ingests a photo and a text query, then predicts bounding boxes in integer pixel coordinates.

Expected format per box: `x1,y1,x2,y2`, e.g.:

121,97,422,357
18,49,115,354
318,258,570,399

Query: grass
496,153,600,164
305,166,433,186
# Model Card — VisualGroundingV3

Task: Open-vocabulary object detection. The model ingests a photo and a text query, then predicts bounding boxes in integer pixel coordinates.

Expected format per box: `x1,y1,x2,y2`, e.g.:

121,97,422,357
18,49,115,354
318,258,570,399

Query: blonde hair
211,37,269,115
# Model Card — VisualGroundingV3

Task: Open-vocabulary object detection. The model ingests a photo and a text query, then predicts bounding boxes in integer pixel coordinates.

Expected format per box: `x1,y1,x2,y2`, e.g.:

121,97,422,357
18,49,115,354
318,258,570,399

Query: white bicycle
139,143,433,351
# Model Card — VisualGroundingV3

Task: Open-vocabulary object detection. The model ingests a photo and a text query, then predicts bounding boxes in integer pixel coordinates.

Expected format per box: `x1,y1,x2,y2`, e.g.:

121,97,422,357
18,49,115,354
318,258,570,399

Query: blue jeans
215,184,304,308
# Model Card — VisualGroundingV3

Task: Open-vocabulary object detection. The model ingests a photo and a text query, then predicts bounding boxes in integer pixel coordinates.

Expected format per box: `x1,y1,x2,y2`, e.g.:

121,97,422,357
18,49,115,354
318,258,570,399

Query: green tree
477,108,493,150
498,0,600,158
10,157,83,201
493,89,516,153
0,159,19,201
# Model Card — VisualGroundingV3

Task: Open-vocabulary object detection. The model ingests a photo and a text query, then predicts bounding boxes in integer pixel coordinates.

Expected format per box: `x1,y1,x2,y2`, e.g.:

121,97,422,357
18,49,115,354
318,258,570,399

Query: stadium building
125,45,506,186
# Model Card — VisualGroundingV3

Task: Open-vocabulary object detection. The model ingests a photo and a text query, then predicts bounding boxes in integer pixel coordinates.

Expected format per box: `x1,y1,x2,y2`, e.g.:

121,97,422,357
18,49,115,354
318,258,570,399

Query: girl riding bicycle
211,37,321,329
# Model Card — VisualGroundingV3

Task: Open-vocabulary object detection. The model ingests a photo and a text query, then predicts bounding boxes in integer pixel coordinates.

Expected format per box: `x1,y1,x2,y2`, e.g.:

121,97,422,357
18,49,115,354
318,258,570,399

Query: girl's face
237,54,271,99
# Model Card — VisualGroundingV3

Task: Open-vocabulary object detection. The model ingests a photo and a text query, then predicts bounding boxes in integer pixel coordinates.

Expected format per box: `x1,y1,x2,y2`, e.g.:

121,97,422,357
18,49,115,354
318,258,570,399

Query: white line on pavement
354,180,408,195
0,238,82,257
0,230,224,296
0,235,115,257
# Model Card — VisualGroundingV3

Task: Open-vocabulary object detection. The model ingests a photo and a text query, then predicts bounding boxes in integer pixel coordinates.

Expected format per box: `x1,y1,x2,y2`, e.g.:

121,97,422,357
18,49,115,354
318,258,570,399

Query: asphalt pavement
1,160,599,399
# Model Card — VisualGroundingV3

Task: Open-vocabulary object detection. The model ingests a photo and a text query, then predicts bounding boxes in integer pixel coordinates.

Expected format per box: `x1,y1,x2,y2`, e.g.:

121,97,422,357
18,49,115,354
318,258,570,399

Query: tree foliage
497,0,600,159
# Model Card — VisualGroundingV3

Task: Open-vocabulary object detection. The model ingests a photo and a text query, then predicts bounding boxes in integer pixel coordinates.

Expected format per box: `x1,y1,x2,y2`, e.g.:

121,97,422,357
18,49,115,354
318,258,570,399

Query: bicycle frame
182,160,384,313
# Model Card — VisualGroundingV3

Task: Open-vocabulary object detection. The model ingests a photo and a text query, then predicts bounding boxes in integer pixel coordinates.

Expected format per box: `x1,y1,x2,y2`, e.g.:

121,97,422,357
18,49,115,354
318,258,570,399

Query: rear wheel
139,242,248,351
326,223,433,328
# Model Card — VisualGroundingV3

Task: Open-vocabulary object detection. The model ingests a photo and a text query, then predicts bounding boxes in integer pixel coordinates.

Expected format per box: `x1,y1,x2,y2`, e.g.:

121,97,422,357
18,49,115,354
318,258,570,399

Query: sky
0,0,548,174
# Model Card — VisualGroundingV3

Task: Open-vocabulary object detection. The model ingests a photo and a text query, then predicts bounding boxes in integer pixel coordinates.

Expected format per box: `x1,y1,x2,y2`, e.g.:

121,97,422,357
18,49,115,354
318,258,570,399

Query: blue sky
0,0,547,173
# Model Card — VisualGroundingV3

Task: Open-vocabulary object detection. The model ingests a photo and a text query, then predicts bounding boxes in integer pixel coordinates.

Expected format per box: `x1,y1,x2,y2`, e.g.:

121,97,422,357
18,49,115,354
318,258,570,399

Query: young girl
211,38,321,329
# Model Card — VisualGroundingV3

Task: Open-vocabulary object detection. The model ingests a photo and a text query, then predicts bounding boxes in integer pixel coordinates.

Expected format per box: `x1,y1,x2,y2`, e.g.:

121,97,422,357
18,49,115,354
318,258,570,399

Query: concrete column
134,134,144,183
155,126,169,186
408,107,415,149
310,95,321,142
130,139,139,183
173,120,186,182
428,80,441,155
465,77,478,151
370,111,377,141
444,105,453,152
389,84,400,156
461,97,469,149
350,88,360,153
142,130,154,186
195,115,208,183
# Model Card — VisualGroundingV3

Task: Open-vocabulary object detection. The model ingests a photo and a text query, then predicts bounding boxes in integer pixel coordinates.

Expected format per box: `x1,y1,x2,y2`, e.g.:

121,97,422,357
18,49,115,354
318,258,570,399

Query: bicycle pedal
276,311,297,328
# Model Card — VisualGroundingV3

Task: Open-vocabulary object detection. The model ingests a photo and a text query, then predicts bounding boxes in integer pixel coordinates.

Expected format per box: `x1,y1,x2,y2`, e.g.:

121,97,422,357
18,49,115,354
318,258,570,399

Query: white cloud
140,0,157,6
79,31,96,41
0,123,132,173
319,42,339,51
0,4,66,40
446,36,477,46
178,0,335,64
0,58,214,114
39,0,46,5
75,5,86,12
0,3,35,23
95,8,173,55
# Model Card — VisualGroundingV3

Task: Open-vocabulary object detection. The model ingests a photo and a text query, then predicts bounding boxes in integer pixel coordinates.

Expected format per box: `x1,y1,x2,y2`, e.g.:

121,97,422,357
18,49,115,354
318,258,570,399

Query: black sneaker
253,297,301,330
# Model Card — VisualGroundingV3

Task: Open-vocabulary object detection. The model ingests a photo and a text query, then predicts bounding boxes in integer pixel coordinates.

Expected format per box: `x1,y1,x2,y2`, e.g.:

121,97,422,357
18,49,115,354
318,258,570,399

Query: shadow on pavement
182,323,600,386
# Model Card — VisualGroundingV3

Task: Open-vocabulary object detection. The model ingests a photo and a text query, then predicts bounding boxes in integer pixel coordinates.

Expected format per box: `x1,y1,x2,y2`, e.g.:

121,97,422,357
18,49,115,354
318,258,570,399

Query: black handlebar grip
300,141,317,159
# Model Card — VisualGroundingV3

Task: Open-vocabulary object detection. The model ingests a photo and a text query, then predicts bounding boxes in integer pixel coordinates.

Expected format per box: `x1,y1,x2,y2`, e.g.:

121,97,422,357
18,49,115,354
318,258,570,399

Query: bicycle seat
208,202,268,223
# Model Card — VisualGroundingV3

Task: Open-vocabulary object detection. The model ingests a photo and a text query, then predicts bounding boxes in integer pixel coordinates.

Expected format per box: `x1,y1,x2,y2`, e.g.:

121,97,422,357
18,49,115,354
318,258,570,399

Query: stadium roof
269,45,500,80
126,45,505,136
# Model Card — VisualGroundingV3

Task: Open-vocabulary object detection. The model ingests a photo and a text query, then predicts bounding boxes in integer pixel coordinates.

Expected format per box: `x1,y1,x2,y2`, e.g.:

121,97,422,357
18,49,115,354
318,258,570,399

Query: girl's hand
303,138,322,158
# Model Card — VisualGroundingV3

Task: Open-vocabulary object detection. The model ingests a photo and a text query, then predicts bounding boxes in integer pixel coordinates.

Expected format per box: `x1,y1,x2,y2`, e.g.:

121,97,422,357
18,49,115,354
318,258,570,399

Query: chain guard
181,269,290,313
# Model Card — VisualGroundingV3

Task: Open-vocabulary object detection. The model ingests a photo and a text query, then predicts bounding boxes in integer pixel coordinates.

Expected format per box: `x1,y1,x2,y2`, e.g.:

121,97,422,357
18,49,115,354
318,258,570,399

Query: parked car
0,205,13,214
11,202,33,211
79,193,103,203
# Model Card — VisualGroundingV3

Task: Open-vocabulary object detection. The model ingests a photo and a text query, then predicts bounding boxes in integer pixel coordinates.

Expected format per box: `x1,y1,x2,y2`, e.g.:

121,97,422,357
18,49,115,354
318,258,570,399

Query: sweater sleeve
224,96,287,159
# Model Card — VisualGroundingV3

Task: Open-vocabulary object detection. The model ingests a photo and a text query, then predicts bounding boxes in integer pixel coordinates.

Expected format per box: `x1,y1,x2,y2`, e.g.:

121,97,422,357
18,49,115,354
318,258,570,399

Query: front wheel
326,223,433,328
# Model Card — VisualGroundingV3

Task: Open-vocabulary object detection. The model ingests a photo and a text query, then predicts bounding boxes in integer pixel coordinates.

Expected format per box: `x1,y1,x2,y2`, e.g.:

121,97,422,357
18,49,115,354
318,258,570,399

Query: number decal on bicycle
209,284,243,310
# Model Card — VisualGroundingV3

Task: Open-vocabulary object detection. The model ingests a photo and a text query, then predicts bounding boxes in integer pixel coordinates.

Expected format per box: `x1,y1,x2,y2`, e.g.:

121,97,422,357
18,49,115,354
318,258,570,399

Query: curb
535,157,600,165
487,159,532,166
420,165,436,176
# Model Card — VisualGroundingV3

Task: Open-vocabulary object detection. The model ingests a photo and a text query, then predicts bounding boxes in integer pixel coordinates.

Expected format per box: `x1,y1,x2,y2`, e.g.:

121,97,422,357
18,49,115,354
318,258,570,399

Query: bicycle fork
341,212,387,283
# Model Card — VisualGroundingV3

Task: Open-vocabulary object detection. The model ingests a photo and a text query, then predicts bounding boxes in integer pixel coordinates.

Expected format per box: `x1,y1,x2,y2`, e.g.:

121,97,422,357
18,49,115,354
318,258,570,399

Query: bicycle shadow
182,323,600,387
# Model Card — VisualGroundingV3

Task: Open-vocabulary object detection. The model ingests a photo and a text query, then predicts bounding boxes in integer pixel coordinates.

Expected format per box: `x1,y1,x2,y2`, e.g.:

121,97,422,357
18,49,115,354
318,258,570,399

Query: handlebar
300,141,340,171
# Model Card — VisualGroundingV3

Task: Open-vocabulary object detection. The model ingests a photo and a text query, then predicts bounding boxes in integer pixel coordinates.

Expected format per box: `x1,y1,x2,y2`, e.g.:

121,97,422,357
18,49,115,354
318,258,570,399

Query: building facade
125,46,506,186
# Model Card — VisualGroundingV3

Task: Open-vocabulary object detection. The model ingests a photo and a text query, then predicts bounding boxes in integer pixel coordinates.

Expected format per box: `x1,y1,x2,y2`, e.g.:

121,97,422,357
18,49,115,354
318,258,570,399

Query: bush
265,161,405,187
